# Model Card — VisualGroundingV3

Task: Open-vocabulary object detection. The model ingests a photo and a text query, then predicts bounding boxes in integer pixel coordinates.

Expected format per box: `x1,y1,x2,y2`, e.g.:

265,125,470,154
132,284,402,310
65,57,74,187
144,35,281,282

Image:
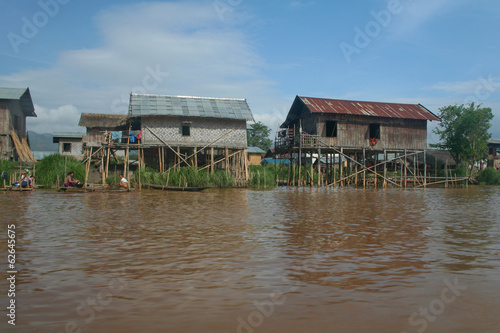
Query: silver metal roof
0,87,36,117
128,93,254,121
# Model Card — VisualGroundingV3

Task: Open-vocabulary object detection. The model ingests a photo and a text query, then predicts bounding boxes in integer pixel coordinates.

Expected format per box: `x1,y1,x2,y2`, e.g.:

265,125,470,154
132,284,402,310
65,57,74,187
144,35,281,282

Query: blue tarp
261,158,291,165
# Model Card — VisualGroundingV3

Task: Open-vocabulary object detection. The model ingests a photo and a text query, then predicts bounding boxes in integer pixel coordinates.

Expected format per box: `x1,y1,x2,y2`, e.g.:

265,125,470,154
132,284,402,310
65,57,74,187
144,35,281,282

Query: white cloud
387,0,461,37
27,104,83,134
426,76,500,95
0,2,278,133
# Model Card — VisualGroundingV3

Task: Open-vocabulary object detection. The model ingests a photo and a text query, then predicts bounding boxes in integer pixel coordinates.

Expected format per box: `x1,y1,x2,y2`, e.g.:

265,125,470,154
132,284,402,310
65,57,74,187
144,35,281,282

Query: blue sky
1,0,500,145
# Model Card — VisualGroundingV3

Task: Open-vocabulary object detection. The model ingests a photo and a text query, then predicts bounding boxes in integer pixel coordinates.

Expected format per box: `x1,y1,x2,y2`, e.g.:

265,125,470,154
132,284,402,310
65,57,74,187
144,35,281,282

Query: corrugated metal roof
247,146,266,154
298,96,440,121
53,133,84,139
128,93,254,121
0,87,36,117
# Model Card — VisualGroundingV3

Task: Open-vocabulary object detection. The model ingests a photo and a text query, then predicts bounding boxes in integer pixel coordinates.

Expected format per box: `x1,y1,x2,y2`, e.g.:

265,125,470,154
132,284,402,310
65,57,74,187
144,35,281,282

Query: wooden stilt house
128,93,254,183
0,87,37,161
276,96,441,187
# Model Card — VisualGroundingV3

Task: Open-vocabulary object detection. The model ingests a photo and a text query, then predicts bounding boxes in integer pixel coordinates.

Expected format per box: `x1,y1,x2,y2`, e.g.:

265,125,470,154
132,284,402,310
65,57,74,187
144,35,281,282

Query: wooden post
225,148,229,173
138,148,142,191
318,148,322,187
210,147,214,174
413,152,416,187
177,146,181,171
310,150,314,186
84,147,92,186
105,134,111,179
363,148,366,189
404,149,407,189
383,150,387,188
354,152,358,187
194,147,198,168
340,147,344,188
424,149,427,188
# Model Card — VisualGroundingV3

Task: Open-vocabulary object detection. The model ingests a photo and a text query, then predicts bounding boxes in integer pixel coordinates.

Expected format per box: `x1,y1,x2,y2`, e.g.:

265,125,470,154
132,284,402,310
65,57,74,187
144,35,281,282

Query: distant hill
28,131,58,151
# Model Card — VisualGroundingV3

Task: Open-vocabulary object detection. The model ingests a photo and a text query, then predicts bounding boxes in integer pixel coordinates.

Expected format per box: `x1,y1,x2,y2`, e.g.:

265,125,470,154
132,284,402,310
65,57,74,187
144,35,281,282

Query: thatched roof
78,113,129,128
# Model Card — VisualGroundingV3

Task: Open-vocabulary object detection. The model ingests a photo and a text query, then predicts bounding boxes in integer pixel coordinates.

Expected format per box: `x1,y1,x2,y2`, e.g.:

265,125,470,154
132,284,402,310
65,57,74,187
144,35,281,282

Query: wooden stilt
210,147,214,174
383,150,387,188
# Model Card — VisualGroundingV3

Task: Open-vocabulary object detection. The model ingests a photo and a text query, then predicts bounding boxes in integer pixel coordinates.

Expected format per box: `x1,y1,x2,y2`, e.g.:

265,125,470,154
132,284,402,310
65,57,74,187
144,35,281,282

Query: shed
0,87,37,161
53,133,84,159
247,146,265,165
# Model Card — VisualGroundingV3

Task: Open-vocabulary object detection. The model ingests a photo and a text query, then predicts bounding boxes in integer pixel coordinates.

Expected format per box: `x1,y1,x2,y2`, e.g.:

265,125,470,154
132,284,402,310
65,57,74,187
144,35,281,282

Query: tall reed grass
138,166,234,187
35,154,85,187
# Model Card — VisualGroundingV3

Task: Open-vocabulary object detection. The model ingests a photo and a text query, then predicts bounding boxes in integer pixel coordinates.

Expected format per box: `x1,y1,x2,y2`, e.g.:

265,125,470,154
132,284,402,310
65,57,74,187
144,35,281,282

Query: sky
1,0,500,145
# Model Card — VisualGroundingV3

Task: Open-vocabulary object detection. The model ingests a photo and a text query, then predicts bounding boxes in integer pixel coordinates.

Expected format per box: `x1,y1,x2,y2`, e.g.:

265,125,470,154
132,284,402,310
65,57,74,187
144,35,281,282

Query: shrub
477,167,500,185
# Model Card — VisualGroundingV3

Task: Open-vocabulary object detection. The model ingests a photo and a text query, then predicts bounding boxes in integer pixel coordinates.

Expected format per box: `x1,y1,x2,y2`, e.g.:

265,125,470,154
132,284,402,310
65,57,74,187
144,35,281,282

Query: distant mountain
28,131,58,151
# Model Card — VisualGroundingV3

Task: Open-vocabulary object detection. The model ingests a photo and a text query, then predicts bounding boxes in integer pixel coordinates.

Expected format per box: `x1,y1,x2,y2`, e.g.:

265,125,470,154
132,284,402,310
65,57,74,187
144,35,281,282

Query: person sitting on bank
119,174,129,188
64,171,80,187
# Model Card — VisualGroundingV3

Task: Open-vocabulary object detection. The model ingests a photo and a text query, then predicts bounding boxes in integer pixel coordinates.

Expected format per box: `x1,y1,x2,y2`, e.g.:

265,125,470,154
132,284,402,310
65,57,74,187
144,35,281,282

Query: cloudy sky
1,0,500,144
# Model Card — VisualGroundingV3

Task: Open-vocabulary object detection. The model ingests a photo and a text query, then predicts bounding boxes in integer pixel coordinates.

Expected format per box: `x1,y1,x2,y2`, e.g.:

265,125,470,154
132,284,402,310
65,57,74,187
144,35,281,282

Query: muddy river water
1,186,499,333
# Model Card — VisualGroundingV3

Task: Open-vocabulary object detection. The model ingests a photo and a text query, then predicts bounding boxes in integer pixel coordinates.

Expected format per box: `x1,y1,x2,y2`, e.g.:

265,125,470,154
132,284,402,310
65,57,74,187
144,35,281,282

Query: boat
145,183,210,192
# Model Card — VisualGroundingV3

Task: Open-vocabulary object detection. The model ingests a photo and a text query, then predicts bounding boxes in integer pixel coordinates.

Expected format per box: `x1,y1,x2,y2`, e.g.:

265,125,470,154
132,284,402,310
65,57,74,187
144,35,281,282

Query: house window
63,143,71,152
369,123,380,140
325,121,337,138
182,125,190,136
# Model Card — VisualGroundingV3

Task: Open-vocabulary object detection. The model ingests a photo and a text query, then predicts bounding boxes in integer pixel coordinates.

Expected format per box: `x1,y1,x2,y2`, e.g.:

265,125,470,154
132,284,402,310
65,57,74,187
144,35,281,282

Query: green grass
34,154,86,187
138,166,234,188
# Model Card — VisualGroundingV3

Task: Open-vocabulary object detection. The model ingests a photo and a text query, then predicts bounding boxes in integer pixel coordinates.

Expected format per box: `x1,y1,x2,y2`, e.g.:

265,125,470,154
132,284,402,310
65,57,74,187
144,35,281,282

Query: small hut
247,146,266,165
52,133,84,159
0,87,37,161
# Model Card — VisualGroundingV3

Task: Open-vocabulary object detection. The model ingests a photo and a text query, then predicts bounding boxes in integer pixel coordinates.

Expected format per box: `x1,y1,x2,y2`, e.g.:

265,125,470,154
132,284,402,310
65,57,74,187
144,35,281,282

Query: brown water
1,187,500,333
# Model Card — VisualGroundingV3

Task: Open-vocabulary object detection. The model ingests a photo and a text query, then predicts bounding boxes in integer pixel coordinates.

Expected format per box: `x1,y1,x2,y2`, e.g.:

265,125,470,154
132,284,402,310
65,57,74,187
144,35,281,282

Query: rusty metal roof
297,96,440,121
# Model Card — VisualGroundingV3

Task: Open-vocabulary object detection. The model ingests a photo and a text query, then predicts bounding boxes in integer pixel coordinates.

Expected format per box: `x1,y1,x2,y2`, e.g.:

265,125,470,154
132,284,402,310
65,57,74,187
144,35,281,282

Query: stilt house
278,96,440,151
0,87,37,161
128,93,254,181
276,96,441,188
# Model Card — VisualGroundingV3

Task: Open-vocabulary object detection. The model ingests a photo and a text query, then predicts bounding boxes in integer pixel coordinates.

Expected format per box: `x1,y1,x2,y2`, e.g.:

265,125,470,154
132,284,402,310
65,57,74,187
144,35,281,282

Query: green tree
431,103,494,175
247,121,273,151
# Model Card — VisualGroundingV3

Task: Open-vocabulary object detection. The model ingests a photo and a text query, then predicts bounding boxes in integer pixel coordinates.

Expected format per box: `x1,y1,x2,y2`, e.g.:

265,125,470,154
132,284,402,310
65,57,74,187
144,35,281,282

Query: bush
477,167,500,185
35,154,86,187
